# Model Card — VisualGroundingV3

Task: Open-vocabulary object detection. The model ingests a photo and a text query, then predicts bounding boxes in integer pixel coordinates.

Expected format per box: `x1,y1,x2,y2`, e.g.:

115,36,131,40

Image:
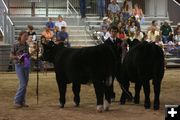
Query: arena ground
0,69,180,120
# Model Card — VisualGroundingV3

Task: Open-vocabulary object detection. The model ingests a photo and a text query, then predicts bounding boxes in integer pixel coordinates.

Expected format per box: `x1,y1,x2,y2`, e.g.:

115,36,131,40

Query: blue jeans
14,63,30,104
162,35,169,44
97,0,105,18
80,0,86,17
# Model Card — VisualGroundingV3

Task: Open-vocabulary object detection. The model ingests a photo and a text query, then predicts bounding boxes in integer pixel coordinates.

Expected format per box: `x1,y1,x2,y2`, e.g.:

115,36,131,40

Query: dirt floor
0,69,180,120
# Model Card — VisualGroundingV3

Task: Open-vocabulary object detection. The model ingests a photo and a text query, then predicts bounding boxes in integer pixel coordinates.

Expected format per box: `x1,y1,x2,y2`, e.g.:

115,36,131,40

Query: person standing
97,0,105,19
79,0,86,18
10,31,30,108
104,26,123,101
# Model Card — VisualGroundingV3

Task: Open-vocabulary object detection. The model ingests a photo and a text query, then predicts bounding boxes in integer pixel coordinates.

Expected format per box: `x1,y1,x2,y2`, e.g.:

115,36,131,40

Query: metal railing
174,0,180,6
5,0,80,17
67,0,78,15
0,0,14,44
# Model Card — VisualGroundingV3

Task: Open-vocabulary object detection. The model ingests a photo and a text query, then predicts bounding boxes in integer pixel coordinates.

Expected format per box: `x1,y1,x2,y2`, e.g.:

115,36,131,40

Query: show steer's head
41,40,56,62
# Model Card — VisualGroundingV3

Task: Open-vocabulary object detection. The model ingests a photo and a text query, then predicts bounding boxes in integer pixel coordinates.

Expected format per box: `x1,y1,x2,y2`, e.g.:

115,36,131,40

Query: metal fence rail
3,0,105,16
0,0,14,44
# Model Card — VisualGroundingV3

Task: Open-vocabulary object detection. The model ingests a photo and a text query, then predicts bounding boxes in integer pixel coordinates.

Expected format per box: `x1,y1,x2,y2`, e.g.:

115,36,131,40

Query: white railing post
67,0,69,14
46,0,48,17
1,0,14,44
3,11,7,44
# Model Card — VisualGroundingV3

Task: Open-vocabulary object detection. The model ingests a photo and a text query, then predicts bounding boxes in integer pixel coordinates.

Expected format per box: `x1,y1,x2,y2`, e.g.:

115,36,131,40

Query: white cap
103,17,108,21
164,20,169,23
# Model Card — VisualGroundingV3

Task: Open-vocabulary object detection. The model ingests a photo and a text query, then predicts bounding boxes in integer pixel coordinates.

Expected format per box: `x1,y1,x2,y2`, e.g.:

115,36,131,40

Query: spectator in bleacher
117,27,127,40
155,35,164,49
125,0,132,11
55,26,69,46
55,15,67,31
96,0,105,19
128,21,137,34
147,20,160,32
107,0,120,24
121,1,132,23
135,28,144,41
46,17,55,31
132,4,144,22
105,0,111,16
128,27,136,41
103,27,111,41
147,26,160,42
174,29,180,45
79,0,86,18
27,25,36,41
54,26,59,38
41,26,54,42
174,22,180,36
100,17,109,31
160,20,172,44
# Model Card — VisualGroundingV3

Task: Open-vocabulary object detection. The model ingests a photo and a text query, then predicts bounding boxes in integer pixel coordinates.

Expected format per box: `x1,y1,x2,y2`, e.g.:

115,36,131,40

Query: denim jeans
80,0,86,17
162,35,169,44
14,63,30,104
97,0,105,18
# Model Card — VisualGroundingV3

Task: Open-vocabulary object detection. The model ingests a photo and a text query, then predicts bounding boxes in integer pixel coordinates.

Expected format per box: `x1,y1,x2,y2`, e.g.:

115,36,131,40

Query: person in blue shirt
46,17,55,31
56,26,69,47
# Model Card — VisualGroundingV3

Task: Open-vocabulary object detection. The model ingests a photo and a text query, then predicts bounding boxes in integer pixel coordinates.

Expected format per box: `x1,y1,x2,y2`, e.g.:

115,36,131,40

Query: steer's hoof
154,105,159,110
120,100,125,105
103,100,110,111
74,103,79,107
59,104,64,108
144,104,150,109
97,105,103,113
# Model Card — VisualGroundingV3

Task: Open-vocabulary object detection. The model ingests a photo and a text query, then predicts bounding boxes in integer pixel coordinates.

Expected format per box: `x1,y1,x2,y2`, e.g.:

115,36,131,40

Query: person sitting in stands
27,25,36,42
55,15,67,31
46,17,55,31
108,0,120,24
56,26,69,47
160,20,172,44
41,26,54,42
132,4,143,22
147,20,160,32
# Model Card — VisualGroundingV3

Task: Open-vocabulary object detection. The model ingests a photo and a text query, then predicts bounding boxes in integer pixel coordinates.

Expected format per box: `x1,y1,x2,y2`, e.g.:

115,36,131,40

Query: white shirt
108,3,120,13
147,30,159,42
55,21,67,31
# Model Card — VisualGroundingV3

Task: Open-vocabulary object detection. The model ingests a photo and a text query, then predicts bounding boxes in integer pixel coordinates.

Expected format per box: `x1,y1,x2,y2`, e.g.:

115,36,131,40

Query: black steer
120,41,165,110
42,41,121,112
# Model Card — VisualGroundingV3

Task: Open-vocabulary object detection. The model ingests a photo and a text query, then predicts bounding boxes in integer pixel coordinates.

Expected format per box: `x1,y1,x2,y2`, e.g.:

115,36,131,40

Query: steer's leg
134,81,142,104
143,80,151,109
104,85,111,111
153,78,161,110
93,79,104,112
120,77,130,104
55,72,67,108
72,82,81,107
